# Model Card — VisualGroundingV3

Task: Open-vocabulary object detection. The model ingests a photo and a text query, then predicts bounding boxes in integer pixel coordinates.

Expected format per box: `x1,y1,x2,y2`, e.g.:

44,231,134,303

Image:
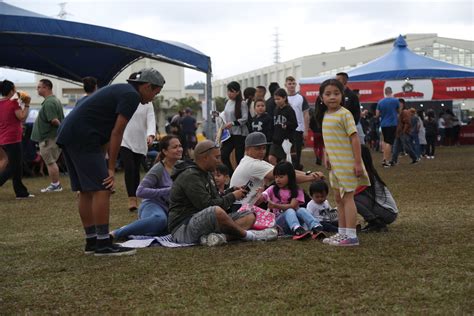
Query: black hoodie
168,161,236,233
272,104,297,144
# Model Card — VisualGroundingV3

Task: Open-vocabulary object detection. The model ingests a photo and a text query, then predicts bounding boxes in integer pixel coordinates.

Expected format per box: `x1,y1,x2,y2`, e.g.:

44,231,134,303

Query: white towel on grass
118,234,196,248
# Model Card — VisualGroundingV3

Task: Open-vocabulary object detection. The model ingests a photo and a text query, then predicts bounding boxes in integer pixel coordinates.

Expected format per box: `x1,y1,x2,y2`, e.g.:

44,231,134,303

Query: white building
16,58,188,133
212,33,474,101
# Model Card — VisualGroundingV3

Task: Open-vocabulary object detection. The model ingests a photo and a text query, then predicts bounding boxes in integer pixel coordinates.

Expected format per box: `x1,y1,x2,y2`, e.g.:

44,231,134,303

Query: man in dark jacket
168,140,278,246
336,72,361,124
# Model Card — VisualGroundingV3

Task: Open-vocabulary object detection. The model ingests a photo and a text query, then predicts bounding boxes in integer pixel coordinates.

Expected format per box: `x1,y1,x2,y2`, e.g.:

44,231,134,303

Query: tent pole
205,71,214,141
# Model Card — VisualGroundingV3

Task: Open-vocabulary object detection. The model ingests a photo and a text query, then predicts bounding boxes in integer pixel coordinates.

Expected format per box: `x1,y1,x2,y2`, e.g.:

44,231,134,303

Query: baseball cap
127,68,165,87
245,132,270,147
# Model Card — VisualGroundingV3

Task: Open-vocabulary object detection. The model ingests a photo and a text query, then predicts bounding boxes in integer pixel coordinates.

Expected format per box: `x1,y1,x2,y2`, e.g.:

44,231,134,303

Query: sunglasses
197,144,220,155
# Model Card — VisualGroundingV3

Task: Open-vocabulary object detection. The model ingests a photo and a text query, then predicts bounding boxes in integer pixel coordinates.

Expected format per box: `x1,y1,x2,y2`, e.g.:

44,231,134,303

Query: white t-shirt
287,94,308,132
307,200,332,222
230,155,274,205
121,103,156,155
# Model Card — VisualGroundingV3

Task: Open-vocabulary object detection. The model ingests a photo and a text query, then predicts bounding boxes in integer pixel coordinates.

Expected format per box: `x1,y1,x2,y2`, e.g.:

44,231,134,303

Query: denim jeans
276,207,321,234
391,134,417,163
411,134,421,159
114,200,168,239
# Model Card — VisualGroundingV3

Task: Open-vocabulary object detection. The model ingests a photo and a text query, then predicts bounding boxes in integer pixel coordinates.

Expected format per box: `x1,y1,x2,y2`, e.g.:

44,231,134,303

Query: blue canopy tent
0,2,213,108
300,35,474,84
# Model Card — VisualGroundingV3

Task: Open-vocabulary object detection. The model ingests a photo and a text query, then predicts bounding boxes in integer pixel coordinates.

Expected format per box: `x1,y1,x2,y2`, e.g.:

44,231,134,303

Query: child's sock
244,230,256,241
346,228,357,239
338,227,346,236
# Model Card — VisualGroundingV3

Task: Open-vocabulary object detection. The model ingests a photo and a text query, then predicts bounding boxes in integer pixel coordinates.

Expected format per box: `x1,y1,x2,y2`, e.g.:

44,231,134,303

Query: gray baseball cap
245,132,270,147
127,68,165,87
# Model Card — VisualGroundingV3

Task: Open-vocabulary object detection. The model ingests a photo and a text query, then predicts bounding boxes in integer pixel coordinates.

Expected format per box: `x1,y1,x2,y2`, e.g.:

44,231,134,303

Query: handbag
238,204,276,230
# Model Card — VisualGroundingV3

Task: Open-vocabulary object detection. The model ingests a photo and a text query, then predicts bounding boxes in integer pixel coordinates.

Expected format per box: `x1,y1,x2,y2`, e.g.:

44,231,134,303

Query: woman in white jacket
120,101,156,211
221,81,249,174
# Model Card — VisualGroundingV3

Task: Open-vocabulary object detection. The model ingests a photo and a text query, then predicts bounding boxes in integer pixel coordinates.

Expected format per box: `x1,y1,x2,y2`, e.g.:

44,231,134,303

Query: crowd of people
9,66,471,256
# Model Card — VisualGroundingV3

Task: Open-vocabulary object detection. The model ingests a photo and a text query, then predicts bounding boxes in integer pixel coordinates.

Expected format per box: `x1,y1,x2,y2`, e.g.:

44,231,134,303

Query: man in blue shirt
376,87,400,167
57,68,165,256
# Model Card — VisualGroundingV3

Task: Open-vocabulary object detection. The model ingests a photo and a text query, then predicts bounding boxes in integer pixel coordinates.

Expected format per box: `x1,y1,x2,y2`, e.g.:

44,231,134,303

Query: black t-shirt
181,115,197,134
57,83,140,149
343,87,361,124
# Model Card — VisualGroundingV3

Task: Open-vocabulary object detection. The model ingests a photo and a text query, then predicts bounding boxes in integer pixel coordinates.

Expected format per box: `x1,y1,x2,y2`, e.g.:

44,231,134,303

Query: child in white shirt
307,180,339,232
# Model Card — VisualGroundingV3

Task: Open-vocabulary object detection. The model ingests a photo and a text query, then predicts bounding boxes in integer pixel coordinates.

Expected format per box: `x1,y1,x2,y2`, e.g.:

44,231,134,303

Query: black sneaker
94,243,136,257
361,221,388,233
84,237,97,255
292,226,311,240
311,226,327,240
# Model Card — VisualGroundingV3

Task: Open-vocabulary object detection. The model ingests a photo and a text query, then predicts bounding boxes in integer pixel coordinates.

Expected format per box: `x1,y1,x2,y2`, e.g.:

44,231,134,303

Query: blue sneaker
330,235,359,247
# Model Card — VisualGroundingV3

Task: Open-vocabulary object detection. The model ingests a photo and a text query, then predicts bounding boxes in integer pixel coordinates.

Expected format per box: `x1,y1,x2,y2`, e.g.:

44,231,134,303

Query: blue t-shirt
57,84,140,149
377,97,399,127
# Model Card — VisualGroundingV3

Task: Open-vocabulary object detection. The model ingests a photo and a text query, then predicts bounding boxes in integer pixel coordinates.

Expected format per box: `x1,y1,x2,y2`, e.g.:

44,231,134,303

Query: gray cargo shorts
171,206,253,244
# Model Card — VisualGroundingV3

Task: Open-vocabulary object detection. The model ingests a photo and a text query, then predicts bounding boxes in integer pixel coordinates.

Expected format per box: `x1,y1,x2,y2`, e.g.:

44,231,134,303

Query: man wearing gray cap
57,68,165,256
231,132,324,208
168,140,278,246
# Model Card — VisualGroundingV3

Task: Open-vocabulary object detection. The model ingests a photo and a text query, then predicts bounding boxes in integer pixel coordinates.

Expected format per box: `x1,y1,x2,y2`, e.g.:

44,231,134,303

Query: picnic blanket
118,234,196,248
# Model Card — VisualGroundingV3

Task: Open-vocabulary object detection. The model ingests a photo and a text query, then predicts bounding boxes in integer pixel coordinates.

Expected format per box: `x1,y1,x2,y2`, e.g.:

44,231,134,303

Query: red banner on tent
300,78,474,103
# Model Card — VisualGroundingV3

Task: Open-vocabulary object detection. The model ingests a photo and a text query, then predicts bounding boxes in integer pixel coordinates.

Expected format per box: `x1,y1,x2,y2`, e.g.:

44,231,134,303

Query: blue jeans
391,134,417,163
276,207,321,234
411,134,421,158
114,200,168,239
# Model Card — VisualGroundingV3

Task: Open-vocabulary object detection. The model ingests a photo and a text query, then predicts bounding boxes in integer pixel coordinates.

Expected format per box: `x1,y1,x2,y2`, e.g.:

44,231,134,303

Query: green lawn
1,146,473,314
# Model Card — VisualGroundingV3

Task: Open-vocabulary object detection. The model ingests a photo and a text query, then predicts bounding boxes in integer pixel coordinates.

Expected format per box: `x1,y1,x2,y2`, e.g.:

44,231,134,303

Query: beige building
212,33,474,99
16,58,189,133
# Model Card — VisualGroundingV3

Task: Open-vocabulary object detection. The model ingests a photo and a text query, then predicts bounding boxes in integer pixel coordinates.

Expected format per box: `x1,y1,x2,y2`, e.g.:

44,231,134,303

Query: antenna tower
57,2,71,19
273,28,281,64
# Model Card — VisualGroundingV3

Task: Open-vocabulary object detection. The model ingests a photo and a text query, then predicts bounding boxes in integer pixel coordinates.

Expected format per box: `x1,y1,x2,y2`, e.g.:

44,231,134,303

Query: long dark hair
0,80,14,96
227,81,243,119
273,161,299,201
273,88,289,105
315,79,345,126
361,144,387,206
156,135,180,162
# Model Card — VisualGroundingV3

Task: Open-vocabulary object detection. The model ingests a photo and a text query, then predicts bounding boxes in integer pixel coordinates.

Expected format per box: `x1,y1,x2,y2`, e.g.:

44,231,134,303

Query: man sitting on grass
168,140,278,246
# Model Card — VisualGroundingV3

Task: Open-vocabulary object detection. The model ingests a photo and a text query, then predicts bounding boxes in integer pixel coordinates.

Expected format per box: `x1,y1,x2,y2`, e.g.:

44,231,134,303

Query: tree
213,96,226,112
171,96,202,113
185,81,205,90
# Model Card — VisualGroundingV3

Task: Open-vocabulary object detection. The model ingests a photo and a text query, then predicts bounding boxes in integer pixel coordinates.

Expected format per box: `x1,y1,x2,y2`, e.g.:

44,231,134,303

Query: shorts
39,138,62,165
381,126,397,145
269,143,286,161
171,207,253,244
62,144,108,192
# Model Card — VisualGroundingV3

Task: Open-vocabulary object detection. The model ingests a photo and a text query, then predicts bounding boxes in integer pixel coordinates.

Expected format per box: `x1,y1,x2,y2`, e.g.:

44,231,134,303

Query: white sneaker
41,183,63,193
200,233,227,247
323,233,345,245
249,227,278,242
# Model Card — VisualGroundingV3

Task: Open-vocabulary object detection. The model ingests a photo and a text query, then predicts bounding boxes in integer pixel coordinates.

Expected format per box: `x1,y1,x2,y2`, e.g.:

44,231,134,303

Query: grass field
1,146,473,314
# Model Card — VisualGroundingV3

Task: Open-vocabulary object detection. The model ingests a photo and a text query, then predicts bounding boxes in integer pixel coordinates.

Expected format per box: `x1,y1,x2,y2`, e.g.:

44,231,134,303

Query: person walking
32,79,65,193
376,87,399,167
0,80,34,199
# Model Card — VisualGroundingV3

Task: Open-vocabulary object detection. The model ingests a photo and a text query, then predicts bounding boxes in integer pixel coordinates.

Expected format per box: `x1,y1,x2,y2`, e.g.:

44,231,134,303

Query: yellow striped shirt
322,107,370,192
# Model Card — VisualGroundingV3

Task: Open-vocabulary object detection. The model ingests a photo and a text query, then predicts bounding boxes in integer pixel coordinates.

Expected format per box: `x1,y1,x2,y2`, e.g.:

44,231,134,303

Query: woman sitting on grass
111,135,183,240
355,145,399,232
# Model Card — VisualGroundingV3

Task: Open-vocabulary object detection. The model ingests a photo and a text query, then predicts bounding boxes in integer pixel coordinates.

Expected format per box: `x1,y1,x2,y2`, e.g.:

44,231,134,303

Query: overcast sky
1,0,473,85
